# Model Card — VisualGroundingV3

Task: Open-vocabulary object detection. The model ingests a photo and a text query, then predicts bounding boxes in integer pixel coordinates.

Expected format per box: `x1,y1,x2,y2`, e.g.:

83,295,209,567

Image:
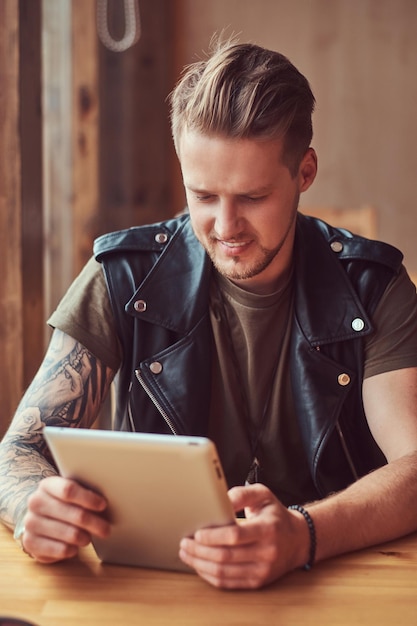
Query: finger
25,504,106,543
28,479,111,540
23,497,111,564
182,525,279,563
198,571,262,590
39,476,107,512
179,543,265,589
198,566,267,590
192,519,256,547
22,530,80,564
227,483,278,515
27,493,111,539
181,535,262,563
193,514,273,548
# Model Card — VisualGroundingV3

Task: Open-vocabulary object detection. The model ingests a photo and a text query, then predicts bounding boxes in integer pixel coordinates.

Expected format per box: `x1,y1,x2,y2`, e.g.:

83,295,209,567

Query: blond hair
169,38,315,176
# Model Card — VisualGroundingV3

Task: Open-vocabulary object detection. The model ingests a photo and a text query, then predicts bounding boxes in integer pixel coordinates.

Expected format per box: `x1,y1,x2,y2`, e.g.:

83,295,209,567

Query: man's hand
21,476,111,563
179,483,310,589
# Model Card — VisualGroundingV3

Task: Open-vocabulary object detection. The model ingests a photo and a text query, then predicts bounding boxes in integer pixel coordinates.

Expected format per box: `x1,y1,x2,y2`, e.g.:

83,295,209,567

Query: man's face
179,130,317,294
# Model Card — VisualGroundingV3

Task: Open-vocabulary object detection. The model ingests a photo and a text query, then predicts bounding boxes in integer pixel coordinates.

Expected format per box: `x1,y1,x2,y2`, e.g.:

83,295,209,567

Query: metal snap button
330,241,343,253
149,361,163,374
338,373,351,386
134,300,147,312
351,317,365,332
155,232,168,244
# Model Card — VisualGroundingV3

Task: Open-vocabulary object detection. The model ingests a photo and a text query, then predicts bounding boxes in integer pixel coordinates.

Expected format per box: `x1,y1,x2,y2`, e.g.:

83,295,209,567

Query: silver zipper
127,381,136,432
335,421,359,481
134,368,178,435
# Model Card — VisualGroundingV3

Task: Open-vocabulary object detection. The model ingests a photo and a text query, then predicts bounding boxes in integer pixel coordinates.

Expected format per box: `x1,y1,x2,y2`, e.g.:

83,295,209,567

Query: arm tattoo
0,329,115,529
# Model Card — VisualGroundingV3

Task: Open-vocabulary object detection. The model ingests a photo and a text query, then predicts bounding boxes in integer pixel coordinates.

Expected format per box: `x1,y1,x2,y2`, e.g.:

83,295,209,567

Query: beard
203,200,299,282
207,239,286,281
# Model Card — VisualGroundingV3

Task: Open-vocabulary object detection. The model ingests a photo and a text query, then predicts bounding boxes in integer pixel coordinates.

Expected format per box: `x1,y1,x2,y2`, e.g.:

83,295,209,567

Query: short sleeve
47,256,122,371
364,265,417,378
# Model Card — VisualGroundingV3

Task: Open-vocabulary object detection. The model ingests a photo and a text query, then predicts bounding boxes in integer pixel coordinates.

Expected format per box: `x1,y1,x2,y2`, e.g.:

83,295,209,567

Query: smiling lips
212,236,253,256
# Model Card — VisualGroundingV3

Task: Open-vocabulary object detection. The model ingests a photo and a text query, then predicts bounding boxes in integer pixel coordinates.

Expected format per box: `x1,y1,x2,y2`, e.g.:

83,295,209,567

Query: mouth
217,238,252,257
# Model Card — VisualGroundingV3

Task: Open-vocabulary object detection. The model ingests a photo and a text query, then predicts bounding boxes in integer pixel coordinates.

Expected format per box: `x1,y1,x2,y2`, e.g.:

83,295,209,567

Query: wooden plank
19,0,44,386
0,1,23,436
42,0,73,316
99,0,175,232
71,0,100,275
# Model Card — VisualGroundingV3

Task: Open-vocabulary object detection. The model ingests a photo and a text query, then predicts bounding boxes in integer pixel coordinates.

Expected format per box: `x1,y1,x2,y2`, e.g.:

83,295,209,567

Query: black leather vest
94,213,403,498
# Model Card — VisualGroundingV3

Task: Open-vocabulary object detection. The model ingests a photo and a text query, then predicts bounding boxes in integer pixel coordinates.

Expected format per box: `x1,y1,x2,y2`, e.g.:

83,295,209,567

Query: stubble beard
204,201,299,282
207,239,284,281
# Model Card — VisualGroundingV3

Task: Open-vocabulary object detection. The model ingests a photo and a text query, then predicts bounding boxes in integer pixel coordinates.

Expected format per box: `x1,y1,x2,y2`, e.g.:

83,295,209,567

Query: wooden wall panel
99,0,176,231
42,0,73,317
0,1,23,435
43,0,175,305
0,0,178,435
72,0,100,275
0,0,43,436
19,0,44,387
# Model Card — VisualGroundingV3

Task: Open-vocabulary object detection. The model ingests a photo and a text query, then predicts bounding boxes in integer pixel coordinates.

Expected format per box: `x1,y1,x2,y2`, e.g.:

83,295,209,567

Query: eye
195,194,214,202
242,195,267,203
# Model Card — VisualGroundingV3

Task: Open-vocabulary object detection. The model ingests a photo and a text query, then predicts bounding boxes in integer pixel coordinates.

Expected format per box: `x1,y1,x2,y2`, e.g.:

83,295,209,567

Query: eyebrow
185,184,273,196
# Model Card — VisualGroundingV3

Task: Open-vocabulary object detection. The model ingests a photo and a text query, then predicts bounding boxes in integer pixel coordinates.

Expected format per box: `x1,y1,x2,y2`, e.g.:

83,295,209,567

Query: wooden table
0,524,416,626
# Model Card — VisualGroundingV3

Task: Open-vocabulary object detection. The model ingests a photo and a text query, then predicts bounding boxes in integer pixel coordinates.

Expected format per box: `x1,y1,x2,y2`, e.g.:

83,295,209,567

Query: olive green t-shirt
48,257,417,504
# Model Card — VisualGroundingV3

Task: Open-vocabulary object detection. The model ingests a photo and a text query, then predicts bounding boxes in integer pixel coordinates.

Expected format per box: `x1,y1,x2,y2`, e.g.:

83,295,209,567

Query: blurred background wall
1,0,416,433
174,0,417,268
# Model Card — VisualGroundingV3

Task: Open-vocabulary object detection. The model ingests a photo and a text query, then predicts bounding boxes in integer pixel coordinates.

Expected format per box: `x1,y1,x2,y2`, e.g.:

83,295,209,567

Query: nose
214,199,241,239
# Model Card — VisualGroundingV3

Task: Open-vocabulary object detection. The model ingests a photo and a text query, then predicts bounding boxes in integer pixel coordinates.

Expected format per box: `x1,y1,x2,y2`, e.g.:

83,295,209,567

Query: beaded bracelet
288,504,316,571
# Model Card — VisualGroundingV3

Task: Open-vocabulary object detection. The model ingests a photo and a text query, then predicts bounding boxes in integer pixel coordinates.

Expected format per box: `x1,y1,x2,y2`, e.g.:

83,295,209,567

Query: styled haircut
169,38,315,176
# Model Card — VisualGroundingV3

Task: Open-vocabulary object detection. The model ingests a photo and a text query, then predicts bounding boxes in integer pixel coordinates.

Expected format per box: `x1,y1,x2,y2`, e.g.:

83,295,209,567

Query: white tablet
43,427,235,573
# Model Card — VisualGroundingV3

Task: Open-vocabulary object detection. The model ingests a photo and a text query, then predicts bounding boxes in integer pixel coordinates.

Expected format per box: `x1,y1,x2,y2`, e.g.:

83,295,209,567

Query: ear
298,148,318,192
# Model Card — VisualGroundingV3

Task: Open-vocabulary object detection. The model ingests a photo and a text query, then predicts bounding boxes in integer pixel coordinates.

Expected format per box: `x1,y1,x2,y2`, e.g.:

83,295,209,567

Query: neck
229,262,294,296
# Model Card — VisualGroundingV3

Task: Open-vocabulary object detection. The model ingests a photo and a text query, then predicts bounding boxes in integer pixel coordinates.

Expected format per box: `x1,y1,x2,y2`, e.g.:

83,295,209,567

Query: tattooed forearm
23,337,95,426
0,329,115,529
0,405,58,528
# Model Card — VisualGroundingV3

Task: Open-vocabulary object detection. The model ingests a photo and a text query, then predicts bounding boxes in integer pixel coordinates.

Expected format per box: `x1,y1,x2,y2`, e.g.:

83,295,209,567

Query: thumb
228,483,278,518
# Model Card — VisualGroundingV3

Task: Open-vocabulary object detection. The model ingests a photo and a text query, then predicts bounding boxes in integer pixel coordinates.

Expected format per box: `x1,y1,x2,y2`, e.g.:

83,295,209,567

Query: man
1,39,417,590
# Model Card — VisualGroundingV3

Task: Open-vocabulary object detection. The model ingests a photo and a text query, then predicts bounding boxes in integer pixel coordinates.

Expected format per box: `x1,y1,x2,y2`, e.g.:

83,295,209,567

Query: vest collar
293,215,373,346
126,214,373,344
125,219,211,335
